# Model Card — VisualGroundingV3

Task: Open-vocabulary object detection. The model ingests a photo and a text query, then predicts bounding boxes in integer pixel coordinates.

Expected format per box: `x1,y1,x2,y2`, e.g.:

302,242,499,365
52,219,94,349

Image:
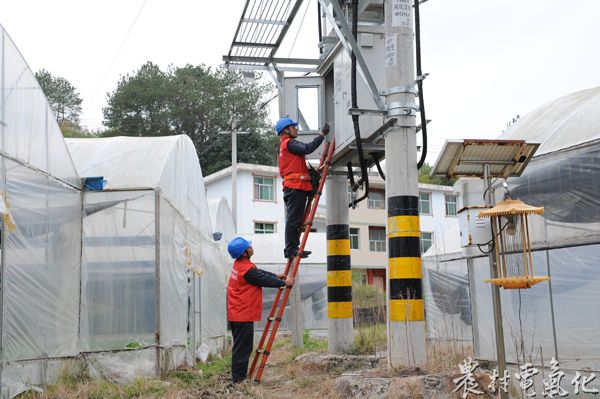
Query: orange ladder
248,138,336,383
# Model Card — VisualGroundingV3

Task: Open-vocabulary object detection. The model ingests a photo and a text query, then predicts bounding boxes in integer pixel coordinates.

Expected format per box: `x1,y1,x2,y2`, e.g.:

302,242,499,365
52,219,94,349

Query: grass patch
289,330,327,360
349,323,386,355
19,377,169,399
194,353,232,379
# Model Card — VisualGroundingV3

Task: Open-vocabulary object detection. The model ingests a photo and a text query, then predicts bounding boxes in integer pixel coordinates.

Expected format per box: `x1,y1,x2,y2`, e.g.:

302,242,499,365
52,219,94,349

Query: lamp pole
484,164,508,399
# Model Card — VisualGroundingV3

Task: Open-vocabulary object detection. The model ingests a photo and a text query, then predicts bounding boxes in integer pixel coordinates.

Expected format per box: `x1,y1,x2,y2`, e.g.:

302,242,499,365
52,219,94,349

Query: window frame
349,227,360,250
367,188,386,210
420,231,433,254
253,175,276,202
445,194,457,216
418,192,432,215
254,221,276,234
368,226,386,252
347,186,358,206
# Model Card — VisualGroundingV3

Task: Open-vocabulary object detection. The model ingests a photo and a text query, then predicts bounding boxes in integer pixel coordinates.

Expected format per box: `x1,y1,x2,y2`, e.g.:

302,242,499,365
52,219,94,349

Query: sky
1,0,600,164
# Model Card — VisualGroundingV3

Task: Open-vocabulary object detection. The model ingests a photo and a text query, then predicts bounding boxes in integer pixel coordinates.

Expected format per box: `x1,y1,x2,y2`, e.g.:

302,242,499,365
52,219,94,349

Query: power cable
287,0,312,58
88,0,149,110
414,0,428,169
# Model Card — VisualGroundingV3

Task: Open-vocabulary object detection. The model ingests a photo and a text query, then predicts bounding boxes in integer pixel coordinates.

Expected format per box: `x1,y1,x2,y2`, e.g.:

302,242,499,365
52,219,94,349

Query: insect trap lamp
479,199,548,289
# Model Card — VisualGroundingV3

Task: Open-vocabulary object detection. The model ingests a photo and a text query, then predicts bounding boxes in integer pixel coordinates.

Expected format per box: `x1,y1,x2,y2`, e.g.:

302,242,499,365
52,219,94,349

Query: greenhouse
431,86,600,379
0,25,230,398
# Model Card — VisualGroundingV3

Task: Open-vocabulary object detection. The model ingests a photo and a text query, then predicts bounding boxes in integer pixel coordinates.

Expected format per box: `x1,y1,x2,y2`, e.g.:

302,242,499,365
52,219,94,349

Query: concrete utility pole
218,129,249,232
290,273,305,348
326,173,353,353
384,0,426,366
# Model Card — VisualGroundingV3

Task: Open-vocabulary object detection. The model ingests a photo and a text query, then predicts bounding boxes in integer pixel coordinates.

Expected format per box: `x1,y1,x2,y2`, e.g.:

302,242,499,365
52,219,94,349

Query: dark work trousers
283,188,310,258
230,321,254,383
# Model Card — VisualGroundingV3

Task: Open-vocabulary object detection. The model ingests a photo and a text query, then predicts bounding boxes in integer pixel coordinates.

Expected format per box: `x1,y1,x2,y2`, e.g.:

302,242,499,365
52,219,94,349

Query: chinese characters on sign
453,357,599,398
391,0,412,28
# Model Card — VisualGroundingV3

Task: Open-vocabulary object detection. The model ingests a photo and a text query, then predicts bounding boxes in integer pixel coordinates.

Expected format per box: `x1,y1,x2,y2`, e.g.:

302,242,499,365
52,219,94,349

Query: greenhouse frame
0,26,230,398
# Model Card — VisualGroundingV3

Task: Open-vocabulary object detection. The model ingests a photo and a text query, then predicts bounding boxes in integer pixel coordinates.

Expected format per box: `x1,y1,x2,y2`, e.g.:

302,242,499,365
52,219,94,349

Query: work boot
289,250,311,259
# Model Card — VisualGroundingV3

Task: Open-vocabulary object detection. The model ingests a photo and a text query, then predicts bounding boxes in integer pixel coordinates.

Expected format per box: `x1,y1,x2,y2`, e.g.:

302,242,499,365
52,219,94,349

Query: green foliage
102,62,276,175
35,69,83,124
352,283,385,309
349,323,386,355
418,163,456,186
194,353,232,379
289,330,327,360
125,341,142,349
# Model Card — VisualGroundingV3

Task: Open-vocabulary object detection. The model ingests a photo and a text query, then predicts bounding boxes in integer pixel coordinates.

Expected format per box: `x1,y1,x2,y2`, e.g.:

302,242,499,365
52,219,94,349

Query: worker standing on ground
276,117,330,259
226,236,295,383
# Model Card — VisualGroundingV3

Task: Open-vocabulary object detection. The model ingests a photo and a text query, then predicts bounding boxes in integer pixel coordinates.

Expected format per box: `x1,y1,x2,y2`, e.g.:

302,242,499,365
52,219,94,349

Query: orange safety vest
279,137,312,191
227,258,262,322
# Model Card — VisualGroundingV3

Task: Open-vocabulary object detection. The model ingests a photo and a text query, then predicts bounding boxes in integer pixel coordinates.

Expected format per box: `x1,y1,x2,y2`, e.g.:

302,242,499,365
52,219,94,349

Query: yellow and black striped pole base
327,224,352,318
387,196,424,321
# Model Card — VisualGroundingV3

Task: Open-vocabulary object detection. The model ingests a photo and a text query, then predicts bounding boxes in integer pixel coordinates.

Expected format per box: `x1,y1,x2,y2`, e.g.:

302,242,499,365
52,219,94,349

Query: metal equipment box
457,206,492,247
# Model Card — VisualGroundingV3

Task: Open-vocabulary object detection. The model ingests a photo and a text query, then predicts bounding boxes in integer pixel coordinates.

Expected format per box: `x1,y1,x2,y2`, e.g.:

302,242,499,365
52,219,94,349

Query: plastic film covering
258,263,328,331
198,231,230,351
422,253,472,342
0,26,80,187
508,143,600,248
65,135,211,234
85,348,156,384
250,233,328,331
158,200,187,347
501,86,600,157
80,190,156,351
207,197,235,243
2,159,81,361
470,246,600,371
0,358,84,399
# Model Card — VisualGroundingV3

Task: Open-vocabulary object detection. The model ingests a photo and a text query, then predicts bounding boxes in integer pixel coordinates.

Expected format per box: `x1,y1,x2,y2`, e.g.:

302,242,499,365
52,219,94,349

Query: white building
204,164,461,291
204,163,327,236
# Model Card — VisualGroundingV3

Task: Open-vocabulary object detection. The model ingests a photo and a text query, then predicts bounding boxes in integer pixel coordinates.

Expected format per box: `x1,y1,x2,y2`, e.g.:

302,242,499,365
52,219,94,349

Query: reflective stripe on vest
283,172,310,182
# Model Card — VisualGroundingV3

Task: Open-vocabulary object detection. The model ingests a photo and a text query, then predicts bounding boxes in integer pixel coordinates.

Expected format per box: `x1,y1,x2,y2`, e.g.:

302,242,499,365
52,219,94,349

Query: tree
103,62,275,175
35,69,83,124
418,163,456,186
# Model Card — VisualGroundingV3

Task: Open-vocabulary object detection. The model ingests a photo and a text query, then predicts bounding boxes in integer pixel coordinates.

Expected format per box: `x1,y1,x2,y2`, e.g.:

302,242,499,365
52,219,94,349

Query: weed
195,353,232,379
349,323,386,355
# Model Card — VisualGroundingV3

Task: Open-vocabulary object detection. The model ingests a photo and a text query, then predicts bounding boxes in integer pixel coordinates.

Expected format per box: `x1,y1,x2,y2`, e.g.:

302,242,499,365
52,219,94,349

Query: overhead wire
287,0,312,58
88,0,149,111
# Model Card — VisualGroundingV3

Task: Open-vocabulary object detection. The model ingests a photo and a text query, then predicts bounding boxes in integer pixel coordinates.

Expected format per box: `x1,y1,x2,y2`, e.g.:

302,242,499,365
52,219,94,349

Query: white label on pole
392,0,412,28
385,35,397,68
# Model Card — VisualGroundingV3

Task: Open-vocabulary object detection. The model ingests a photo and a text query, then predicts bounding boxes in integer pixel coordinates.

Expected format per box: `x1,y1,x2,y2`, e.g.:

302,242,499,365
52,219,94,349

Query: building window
445,194,457,216
254,176,275,201
255,222,275,234
418,192,431,215
368,189,385,209
347,186,358,205
421,232,433,254
350,228,360,250
368,226,386,252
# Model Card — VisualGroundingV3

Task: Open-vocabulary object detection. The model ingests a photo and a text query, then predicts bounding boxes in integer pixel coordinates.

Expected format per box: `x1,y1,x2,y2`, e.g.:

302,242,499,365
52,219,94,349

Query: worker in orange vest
226,236,295,383
276,117,330,259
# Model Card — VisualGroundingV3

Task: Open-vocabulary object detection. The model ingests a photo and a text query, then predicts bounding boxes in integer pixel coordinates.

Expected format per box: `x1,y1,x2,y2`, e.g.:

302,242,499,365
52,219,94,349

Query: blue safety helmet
227,236,252,259
275,117,298,135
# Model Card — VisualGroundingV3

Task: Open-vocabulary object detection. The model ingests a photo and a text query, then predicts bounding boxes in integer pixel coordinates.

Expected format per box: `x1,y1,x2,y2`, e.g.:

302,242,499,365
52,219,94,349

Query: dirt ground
23,335,472,399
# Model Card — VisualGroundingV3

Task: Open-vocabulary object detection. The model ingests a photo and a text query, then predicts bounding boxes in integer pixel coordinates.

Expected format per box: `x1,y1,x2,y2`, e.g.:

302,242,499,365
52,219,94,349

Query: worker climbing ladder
248,138,336,383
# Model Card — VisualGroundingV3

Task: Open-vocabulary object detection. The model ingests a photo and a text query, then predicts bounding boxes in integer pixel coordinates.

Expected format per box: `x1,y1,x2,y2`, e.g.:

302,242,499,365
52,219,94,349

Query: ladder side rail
248,257,293,377
249,141,332,380
253,139,335,382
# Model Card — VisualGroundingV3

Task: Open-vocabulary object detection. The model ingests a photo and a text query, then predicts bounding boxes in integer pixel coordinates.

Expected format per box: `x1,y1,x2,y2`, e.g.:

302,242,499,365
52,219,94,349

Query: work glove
320,123,330,136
